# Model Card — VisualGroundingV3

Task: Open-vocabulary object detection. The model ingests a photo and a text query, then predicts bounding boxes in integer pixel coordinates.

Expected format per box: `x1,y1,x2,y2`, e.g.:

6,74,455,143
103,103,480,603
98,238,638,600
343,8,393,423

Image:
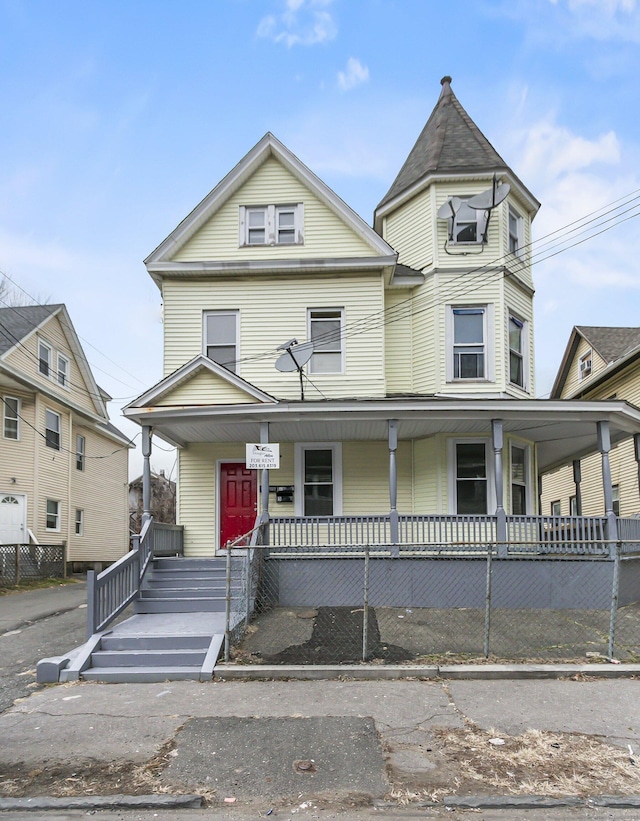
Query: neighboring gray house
129,470,176,534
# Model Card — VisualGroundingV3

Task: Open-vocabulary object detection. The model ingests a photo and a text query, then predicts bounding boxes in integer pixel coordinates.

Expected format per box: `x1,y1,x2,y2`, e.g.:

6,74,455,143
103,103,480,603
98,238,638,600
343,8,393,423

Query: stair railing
86,517,155,638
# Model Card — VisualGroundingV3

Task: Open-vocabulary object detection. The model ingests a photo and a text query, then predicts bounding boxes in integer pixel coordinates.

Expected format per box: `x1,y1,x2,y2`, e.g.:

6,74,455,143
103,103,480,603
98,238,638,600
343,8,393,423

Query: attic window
239,204,303,247
579,350,592,380
450,199,487,245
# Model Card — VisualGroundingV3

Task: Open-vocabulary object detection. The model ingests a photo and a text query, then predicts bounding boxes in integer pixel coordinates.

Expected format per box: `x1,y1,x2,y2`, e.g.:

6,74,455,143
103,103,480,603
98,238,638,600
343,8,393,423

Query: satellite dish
275,340,314,373
467,183,510,211
437,196,462,220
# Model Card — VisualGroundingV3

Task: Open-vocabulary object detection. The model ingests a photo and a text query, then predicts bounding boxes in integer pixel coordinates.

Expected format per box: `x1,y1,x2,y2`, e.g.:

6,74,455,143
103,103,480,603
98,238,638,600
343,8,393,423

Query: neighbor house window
295,443,342,517
454,441,488,514
45,409,61,450
76,434,85,471
3,397,19,440
612,485,620,516
75,508,84,536
46,499,60,531
203,310,239,373
510,444,528,515
451,307,486,379
38,340,52,377
508,313,525,388
239,204,303,246
508,206,524,256
449,199,487,245
579,350,592,380
550,500,561,516
57,354,69,387
308,309,343,373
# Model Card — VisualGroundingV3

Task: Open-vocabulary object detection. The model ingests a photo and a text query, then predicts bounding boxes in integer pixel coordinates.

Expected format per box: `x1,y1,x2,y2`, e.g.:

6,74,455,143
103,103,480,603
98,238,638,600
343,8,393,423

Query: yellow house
124,77,640,559
0,303,132,566
542,326,640,518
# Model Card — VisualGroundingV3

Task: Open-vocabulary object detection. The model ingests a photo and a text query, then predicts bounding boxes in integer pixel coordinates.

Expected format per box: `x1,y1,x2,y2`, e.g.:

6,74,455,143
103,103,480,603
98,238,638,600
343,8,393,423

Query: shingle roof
577,326,640,365
0,304,61,357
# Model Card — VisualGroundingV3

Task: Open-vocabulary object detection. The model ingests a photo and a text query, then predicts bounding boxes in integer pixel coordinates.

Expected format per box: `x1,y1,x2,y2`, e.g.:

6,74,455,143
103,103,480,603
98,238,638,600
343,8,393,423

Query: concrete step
101,634,211,651
134,598,226,614
82,666,203,683
91,649,207,667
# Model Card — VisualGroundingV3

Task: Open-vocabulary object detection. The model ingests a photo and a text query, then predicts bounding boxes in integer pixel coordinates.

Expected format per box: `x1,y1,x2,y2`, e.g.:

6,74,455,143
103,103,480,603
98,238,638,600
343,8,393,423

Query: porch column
142,425,152,526
492,419,507,558
573,459,582,516
597,420,618,548
260,421,270,523
388,419,399,548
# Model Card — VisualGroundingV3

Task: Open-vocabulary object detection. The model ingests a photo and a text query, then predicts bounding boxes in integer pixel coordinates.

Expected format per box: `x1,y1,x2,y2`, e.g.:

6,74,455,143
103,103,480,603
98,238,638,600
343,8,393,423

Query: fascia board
87,420,135,449
147,255,398,276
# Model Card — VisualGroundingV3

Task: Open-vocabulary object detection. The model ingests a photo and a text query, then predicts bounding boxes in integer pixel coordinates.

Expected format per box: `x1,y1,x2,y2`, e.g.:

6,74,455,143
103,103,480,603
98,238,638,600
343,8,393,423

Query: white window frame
508,311,528,391
46,499,61,531
446,305,493,382
579,350,592,380
75,508,84,536
510,442,531,515
203,310,240,373
76,434,85,471
57,353,70,388
239,203,303,247
612,484,620,516
294,443,342,517
508,205,524,257
550,499,562,516
38,340,52,377
570,495,578,516
3,396,20,440
308,308,345,374
45,409,61,451
447,438,495,515
448,198,488,245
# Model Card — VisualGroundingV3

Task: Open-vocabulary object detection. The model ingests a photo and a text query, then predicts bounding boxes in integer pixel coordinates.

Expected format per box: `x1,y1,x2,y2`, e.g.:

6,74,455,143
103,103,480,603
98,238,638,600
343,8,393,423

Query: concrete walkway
0,578,87,634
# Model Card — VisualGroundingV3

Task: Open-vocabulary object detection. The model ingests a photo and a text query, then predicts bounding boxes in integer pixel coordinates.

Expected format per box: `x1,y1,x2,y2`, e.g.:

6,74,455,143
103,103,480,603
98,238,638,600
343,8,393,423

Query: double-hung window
295,443,342,517
45,409,61,450
38,341,52,377
449,199,488,245
203,311,239,373
510,444,528,515
239,204,303,246
3,397,19,440
76,434,85,471
509,313,525,388
454,441,489,514
57,354,69,387
508,206,524,256
46,499,60,531
75,508,84,536
612,485,620,516
452,307,486,380
308,309,343,374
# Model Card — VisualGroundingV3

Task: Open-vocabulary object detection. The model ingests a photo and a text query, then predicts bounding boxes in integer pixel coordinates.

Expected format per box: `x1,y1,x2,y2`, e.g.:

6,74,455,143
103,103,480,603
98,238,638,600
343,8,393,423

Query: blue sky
1,0,640,475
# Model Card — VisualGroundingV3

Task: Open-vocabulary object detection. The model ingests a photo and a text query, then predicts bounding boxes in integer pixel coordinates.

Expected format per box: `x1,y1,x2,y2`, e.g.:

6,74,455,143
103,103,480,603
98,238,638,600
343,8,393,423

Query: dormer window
450,199,487,245
239,204,303,247
579,350,592,380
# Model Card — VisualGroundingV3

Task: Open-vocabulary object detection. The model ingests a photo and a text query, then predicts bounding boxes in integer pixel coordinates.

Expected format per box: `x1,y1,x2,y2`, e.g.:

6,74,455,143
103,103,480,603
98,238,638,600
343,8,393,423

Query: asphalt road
0,598,87,714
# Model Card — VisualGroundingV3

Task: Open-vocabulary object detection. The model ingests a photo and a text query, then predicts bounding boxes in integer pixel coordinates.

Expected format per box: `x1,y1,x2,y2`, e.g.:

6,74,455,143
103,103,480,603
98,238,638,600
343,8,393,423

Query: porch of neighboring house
38,399,640,682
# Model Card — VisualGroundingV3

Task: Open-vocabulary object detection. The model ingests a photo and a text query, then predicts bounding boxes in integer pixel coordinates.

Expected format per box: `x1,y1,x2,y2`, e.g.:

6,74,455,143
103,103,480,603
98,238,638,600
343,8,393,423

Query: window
239,204,303,246
510,445,528,515
570,495,578,516
452,307,486,379
57,354,69,387
3,397,19,440
45,409,61,450
449,199,488,245
509,314,525,388
76,434,85,471
508,206,524,256
295,443,342,516
75,509,84,536
612,485,620,516
309,309,343,374
550,500,561,516
46,499,60,531
579,350,592,380
38,340,52,377
455,442,488,514
203,311,239,373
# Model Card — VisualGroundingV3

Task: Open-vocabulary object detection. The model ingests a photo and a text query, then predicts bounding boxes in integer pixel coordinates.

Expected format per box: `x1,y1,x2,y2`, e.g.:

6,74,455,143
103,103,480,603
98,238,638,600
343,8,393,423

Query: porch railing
506,514,608,555
269,515,391,551
86,517,155,637
618,517,640,554
152,522,184,556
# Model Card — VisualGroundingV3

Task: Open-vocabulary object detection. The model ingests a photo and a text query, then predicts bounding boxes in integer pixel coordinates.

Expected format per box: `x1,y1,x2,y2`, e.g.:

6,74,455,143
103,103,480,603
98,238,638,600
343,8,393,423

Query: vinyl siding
413,437,441,512
411,277,438,394
501,193,534,293
36,398,70,540
174,156,376,262
561,336,607,398
0,389,37,531
162,275,386,399
159,370,261,406
383,187,434,271
384,290,414,394
342,441,412,513
504,277,535,396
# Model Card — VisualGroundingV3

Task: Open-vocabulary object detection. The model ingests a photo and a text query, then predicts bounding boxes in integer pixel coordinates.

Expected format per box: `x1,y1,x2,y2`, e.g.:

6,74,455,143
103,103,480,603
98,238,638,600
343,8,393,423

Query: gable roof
145,132,396,285
552,325,640,398
0,304,61,356
376,76,540,218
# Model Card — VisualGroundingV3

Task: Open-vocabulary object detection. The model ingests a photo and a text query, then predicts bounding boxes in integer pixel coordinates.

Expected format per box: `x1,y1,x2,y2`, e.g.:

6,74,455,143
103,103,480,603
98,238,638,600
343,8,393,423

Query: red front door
219,462,257,548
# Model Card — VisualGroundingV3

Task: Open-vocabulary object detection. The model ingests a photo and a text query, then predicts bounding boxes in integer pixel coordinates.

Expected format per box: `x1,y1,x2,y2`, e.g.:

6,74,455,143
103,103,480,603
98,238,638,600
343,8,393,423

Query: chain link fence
224,541,640,666
0,543,66,585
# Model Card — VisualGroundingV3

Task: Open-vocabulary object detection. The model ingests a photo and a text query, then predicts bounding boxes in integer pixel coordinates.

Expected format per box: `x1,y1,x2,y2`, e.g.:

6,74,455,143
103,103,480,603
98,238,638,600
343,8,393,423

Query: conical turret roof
377,77,535,211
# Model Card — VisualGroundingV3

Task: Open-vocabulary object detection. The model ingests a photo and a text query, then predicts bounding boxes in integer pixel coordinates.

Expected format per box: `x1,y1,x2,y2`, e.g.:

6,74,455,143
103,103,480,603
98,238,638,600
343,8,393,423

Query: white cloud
546,0,640,40
257,0,337,47
337,57,369,92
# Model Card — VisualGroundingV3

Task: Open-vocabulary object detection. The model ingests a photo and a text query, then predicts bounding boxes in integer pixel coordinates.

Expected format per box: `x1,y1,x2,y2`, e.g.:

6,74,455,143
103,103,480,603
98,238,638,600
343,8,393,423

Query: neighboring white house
0,303,132,565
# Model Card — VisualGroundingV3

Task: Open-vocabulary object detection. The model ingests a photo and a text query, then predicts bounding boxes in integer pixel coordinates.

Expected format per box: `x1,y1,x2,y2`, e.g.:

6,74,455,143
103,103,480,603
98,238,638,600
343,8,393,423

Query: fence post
244,549,251,629
484,544,493,658
608,540,621,659
362,545,370,662
14,544,20,585
62,541,67,578
224,546,232,662
86,569,96,639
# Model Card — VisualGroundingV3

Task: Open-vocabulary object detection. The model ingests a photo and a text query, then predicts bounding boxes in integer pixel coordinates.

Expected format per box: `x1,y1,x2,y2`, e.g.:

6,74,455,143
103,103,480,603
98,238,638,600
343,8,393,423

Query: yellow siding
35,397,70,540
383,187,434,271
159,370,260,406
0,389,37,530
174,156,376,262
411,276,438,394
162,275,386,399
342,441,412,513
500,192,534,292
413,436,441,512
384,290,414,394
561,336,607,398
4,314,99,417
504,277,535,396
